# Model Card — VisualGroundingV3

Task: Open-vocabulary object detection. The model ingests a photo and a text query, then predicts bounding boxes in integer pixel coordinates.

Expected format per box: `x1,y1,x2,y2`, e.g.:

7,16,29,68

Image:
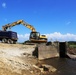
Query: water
40,58,76,75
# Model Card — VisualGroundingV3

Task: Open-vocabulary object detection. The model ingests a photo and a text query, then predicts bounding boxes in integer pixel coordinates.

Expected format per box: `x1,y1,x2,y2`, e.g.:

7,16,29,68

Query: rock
42,64,57,72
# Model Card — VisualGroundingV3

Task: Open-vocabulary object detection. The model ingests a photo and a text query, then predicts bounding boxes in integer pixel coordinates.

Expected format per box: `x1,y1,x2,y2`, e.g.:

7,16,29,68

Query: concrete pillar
59,42,67,58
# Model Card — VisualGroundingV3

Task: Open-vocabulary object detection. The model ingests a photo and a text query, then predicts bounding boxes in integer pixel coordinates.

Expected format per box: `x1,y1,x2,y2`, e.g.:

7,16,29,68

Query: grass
69,45,76,48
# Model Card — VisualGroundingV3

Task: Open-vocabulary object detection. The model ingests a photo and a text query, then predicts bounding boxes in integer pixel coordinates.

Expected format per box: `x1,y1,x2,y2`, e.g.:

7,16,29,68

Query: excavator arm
2,20,36,32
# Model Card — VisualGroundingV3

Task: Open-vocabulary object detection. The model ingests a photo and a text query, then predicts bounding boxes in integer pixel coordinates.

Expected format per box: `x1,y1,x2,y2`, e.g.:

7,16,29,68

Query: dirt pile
67,47,76,55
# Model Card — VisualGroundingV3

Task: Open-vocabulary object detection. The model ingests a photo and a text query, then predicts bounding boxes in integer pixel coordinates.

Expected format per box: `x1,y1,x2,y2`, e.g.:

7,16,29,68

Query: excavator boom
2,20,36,32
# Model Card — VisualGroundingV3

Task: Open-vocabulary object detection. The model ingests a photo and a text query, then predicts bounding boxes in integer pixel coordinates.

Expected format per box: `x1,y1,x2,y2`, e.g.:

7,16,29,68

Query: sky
0,0,76,42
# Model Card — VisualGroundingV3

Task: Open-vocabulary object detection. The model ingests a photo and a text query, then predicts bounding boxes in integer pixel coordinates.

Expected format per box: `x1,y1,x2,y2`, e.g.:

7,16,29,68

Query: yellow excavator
2,20,47,43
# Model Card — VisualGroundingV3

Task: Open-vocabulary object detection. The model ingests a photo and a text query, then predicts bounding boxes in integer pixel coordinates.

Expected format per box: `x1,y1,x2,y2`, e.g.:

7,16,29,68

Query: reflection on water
40,58,76,75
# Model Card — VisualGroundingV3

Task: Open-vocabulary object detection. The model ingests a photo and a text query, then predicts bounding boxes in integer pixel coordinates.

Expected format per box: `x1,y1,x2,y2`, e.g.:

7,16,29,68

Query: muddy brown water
39,58,76,75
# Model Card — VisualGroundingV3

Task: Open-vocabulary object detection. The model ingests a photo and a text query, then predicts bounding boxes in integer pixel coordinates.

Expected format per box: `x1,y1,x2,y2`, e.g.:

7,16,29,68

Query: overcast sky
0,0,76,42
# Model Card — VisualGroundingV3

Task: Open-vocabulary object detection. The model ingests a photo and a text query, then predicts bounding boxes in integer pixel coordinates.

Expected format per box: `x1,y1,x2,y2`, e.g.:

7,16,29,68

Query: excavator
2,20,47,43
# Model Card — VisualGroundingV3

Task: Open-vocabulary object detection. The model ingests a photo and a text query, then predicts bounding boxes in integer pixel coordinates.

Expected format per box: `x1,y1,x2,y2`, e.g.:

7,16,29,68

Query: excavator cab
30,32,40,40
30,32,47,43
